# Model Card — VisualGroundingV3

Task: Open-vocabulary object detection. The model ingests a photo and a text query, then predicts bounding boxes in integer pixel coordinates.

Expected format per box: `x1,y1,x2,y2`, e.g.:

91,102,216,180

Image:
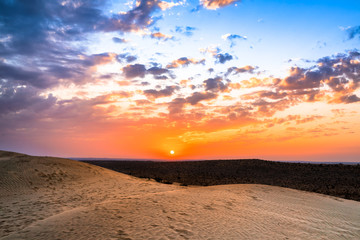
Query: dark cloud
99,0,164,33
339,94,360,103
123,64,173,79
186,92,218,105
154,75,169,80
264,50,360,105
144,86,179,99
259,91,288,100
0,0,162,56
227,65,256,75
148,66,173,80
167,91,219,118
1,0,166,48
325,77,348,92
279,51,360,93
141,81,151,86
0,1,61,56
168,97,187,117
117,53,137,63
252,99,291,116
215,53,233,64
279,67,322,90
347,26,360,40
0,85,56,116
122,64,147,79
0,59,91,89
147,67,169,76
0,63,48,89
0,0,166,94
203,77,228,92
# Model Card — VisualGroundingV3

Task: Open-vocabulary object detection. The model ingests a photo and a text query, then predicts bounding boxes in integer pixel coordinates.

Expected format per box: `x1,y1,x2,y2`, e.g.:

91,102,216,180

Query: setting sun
170,150,175,155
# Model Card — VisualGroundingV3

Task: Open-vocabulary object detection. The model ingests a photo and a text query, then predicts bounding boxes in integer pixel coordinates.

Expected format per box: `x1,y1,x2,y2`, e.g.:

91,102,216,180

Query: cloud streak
201,0,241,10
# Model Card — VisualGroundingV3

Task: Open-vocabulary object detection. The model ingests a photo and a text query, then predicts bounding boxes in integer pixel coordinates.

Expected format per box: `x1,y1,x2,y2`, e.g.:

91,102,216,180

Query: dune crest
0,151,359,239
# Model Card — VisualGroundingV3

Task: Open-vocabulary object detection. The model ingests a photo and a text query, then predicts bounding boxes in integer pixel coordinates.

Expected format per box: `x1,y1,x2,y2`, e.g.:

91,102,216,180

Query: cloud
112,37,127,43
0,0,166,57
0,0,178,106
200,46,220,56
168,97,187,117
215,53,233,64
135,99,152,106
122,64,147,79
89,53,117,66
0,0,173,82
278,51,360,93
265,115,324,127
117,53,138,63
150,32,174,41
200,47,232,63
166,57,205,68
203,77,228,92
252,99,292,117
122,63,174,79
147,66,170,76
101,0,168,33
347,26,360,40
186,92,218,105
338,94,360,103
144,86,179,99
279,67,322,90
200,0,241,10
167,91,219,117
268,51,360,104
154,75,169,80
0,85,56,116
158,1,185,10
259,91,288,100
175,26,196,36
0,62,49,89
222,33,247,47
222,34,247,41
227,65,257,75
0,57,94,89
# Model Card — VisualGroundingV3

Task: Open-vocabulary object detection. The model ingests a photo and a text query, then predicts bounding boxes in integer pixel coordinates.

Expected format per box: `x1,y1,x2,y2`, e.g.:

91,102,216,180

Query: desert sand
1,151,359,239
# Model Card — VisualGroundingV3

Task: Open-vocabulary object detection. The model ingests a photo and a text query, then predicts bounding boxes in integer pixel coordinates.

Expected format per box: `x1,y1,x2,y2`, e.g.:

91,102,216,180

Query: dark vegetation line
82,159,360,202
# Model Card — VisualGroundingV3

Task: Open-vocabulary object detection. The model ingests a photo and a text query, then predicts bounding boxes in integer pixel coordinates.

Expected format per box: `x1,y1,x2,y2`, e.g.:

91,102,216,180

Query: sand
0,151,359,239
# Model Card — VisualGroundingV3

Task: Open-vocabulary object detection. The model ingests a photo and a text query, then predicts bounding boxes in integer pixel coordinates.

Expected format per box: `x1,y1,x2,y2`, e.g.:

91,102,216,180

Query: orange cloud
166,57,205,68
201,0,241,10
150,32,174,41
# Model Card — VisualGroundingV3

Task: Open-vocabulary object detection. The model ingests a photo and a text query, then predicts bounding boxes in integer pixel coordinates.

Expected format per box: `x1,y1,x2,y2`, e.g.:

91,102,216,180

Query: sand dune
0,151,359,239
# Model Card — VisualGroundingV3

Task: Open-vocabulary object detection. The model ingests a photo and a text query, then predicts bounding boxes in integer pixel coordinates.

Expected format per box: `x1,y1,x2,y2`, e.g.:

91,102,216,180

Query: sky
0,0,360,161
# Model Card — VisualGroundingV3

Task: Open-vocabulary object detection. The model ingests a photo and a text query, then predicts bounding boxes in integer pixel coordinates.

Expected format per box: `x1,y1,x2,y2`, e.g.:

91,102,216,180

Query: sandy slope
0,151,359,239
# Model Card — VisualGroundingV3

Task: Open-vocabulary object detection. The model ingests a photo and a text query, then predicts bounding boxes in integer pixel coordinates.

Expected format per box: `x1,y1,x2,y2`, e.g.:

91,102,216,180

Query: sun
170,150,175,155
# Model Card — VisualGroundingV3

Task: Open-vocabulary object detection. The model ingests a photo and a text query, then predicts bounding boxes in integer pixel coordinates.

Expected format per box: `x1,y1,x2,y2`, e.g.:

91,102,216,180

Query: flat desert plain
0,151,359,239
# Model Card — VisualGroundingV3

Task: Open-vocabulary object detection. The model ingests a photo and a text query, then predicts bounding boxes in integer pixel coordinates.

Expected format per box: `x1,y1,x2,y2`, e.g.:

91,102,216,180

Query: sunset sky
0,0,360,161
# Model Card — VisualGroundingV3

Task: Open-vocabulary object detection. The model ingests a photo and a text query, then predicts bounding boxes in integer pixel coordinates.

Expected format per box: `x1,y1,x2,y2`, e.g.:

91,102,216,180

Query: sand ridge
0,151,359,239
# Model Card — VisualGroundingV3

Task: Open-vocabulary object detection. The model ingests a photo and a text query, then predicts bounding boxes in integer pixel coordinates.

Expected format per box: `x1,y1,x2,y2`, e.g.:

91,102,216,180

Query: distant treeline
83,159,360,201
